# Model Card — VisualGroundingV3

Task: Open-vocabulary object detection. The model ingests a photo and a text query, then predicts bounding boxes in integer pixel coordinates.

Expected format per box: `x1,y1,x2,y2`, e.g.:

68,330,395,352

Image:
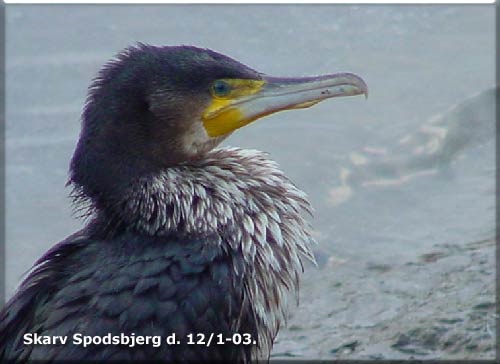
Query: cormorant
0,44,367,362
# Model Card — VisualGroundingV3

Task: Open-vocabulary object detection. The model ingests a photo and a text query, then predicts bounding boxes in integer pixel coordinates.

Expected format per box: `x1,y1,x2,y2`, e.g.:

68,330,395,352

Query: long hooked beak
203,72,368,137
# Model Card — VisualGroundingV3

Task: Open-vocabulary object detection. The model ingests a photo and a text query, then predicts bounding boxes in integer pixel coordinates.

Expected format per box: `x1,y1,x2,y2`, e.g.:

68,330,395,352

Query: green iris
212,80,232,97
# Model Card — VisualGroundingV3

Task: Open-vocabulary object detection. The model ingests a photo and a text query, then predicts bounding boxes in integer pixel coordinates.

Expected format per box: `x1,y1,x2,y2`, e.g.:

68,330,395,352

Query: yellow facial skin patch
202,79,265,137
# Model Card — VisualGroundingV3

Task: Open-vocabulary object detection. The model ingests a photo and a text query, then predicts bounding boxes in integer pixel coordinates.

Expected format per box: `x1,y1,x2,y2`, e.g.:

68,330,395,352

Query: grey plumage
102,147,316,358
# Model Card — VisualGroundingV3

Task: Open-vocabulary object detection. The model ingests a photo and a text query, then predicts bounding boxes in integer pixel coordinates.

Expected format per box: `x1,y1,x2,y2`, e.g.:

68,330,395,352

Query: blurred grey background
5,4,495,359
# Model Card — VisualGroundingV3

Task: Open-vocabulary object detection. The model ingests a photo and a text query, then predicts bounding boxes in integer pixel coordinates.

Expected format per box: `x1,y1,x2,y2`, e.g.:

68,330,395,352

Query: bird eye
211,80,231,97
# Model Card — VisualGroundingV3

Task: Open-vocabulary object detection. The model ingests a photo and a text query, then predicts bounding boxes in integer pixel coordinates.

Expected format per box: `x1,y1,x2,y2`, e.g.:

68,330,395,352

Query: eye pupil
212,80,231,96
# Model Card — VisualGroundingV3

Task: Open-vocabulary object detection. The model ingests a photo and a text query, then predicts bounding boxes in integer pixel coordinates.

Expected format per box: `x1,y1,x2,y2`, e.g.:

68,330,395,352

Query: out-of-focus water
5,4,495,356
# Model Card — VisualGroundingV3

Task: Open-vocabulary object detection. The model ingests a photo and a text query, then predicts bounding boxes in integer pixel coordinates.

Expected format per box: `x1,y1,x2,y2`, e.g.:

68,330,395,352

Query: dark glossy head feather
69,44,261,209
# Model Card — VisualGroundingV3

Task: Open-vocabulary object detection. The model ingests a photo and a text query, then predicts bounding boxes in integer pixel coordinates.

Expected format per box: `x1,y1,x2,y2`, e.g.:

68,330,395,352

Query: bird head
70,44,367,205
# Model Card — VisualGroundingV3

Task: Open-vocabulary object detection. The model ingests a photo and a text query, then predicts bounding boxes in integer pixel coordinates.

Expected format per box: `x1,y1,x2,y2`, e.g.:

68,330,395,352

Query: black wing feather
0,230,258,362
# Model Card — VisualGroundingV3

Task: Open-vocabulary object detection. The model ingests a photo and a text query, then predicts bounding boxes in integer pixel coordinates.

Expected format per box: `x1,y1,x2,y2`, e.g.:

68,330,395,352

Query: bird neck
124,146,316,355
72,146,316,356
120,147,312,236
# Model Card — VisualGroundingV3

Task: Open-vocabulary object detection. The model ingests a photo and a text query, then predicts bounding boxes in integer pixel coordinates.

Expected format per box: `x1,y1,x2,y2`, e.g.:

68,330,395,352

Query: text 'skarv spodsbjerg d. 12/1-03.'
22,332,257,349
